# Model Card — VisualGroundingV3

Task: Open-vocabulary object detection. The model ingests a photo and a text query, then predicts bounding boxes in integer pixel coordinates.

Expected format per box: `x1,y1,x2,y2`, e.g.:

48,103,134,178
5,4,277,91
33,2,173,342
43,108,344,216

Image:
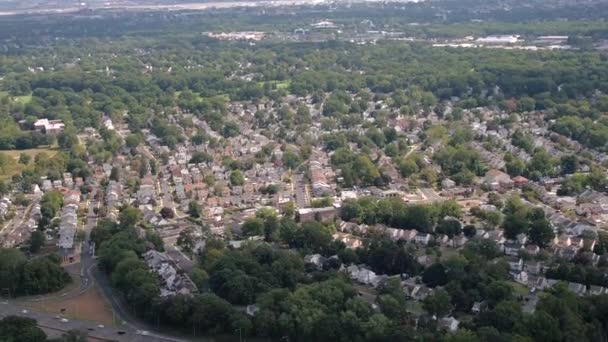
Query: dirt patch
23,286,115,326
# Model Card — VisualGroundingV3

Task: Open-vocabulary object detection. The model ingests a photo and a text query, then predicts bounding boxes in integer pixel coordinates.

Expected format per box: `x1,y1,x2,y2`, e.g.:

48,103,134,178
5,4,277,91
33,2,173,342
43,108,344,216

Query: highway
1,301,171,342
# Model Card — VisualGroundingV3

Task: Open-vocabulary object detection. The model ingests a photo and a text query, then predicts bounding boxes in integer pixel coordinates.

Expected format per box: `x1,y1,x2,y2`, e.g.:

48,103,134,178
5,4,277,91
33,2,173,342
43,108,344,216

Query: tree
463,225,477,238
18,152,31,165
422,263,448,288
160,207,175,219
528,217,554,248
57,131,79,150
405,204,438,233
503,209,529,239
0,248,26,297
56,329,88,342
177,228,196,255
125,134,142,149
526,311,562,342
486,281,514,306
188,200,202,218
423,288,453,317
281,201,296,219
560,155,578,175
0,180,10,196
28,230,45,253
436,218,462,238
190,268,209,290
109,166,120,181
118,206,142,229
0,316,47,342
242,217,264,237
282,150,301,169
438,200,463,219
397,158,419,177
20,255,72,295
230,170,245,186
444,330,479,342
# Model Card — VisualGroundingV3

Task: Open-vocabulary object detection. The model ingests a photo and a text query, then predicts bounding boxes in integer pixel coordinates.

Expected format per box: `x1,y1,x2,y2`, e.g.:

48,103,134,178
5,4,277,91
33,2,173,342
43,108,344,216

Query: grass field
508,281,531,296
0,147,58,180
175,91,230,102
258,80,291,90
0,91,33,104
23,286,116,326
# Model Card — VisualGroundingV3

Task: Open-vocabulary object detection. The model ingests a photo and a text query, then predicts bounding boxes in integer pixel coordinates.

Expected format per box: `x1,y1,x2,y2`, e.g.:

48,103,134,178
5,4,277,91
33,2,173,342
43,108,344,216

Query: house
556,246,578,260
304,254,326,270
439,317,459,332
589,285,607,296
524,261,543,274
528,275,551,291
143,250,195,297
487,230,505,244
516,233,528,245
298,207,336,223
441,178,456,190
484,169,513,190
334,231,364,248
568,282,587,296
246,305,260,316
347,265,386,288
410,285,432,300
435,234,449,245
513,176,529,187
451,235,468,248
582,237,597,251
507,256,523,272
471,301,488,313
556,234,571,247
504,242,523,256
33,118,65,134
525,244,540,255
512,271,528,285
414,232,432,245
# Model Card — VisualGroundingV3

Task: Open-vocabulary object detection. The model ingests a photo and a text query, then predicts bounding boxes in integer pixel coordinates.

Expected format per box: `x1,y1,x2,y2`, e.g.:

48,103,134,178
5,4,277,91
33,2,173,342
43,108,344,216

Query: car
136,330,150,336
117,331,126,335
97,324,105,328
60,318,69,323
21,309,28,314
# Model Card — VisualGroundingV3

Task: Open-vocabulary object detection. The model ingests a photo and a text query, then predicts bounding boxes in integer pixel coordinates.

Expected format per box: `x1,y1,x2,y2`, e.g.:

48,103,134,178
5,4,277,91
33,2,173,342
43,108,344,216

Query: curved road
7,190,191,342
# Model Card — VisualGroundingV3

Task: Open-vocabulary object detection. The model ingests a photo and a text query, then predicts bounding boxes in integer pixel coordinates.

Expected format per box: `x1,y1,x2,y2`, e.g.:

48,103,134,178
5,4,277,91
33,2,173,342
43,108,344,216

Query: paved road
1,301,180,342
294,173,310,208
419,188,441,202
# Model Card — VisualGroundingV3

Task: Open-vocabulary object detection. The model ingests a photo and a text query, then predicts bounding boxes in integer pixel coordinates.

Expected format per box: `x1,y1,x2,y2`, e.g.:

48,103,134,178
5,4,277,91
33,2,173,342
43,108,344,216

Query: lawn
405,300,425,315
175,91,230,102
258,80,291,90
23,286,116,326
15,94,33,104
508,281,530,297
0,91,33,104
0,147,58,180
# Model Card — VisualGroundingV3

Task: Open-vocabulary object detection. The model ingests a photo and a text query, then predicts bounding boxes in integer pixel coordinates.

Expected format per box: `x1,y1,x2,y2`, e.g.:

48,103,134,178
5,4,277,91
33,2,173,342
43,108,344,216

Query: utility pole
236,328,242,342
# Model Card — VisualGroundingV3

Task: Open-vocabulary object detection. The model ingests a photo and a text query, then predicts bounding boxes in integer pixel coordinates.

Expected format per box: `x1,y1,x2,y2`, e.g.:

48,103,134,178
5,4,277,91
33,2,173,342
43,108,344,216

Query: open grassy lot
0,91,33,104
0,147,59,180
23,286,116,326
